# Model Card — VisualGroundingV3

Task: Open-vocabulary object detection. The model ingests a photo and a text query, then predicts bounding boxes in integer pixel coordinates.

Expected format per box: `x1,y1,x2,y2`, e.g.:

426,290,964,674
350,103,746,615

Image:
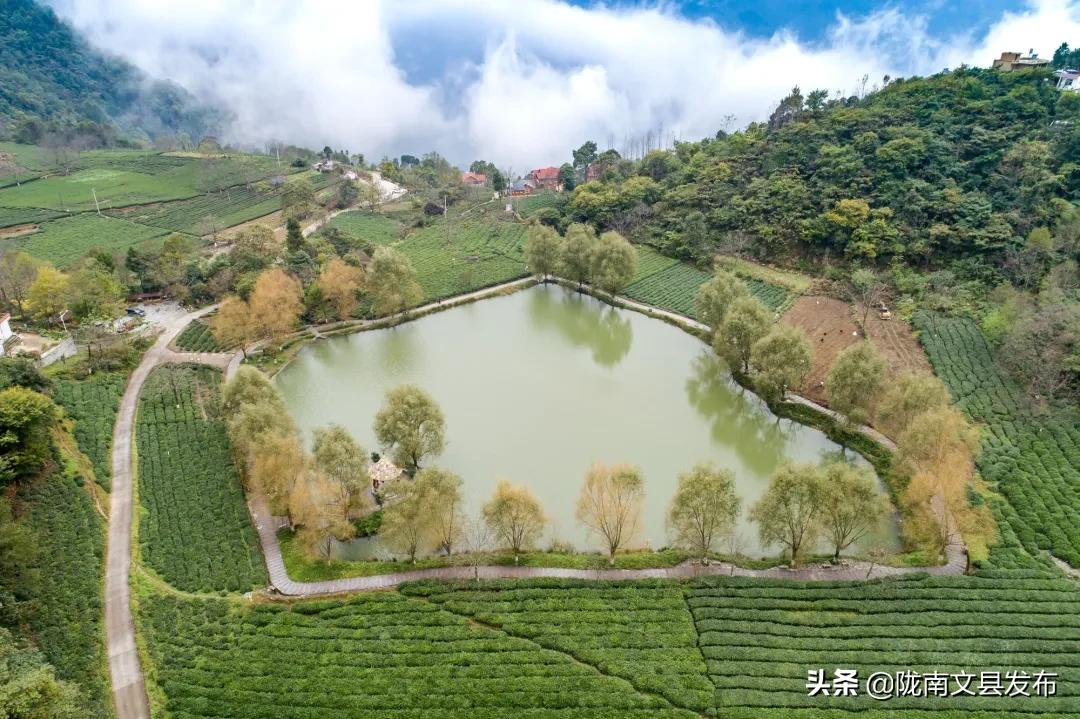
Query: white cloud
48,0,1080,169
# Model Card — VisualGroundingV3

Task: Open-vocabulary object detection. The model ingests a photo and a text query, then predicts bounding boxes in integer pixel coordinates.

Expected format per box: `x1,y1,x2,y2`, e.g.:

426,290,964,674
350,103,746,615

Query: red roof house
461,171,487,186
529,166,563,190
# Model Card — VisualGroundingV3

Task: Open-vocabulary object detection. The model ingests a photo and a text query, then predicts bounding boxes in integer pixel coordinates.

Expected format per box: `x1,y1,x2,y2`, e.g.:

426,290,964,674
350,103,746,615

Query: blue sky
52,0,1080,167
583,0,1016,43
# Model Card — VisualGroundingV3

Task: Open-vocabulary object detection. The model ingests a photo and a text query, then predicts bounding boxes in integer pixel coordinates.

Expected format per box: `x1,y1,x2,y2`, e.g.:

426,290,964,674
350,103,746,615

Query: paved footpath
106,305,220,719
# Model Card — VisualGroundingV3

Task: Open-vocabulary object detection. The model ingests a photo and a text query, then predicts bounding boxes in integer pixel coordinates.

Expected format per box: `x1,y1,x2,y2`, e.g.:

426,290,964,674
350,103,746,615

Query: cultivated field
23,471,110,718
0,213,171,268
914,312,1080,568
689,573,1079,716
782,295,931,404
136,573,1079,718
54,373,126,490
135,365,266,593
173,319,223,352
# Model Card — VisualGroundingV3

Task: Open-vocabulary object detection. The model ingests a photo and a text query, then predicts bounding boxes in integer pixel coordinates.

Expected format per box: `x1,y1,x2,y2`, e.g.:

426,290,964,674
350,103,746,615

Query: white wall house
0,313,13,356
1054,69,1080,92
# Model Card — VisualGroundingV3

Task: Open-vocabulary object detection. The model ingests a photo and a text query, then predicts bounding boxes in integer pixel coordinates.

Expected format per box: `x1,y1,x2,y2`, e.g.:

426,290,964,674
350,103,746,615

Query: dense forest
536,65,1079,401
0,0,220,146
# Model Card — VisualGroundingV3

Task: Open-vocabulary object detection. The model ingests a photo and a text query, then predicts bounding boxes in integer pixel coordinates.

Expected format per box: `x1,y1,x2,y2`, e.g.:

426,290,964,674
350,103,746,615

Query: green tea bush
136,365,266,592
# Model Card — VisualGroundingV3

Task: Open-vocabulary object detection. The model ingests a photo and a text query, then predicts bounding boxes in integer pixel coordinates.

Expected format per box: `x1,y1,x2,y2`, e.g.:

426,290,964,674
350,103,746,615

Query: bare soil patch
0,223,38,239
782,295,930,404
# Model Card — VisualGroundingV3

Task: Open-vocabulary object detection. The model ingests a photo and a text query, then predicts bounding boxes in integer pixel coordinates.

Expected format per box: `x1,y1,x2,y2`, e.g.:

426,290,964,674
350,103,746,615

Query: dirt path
105,304,220,719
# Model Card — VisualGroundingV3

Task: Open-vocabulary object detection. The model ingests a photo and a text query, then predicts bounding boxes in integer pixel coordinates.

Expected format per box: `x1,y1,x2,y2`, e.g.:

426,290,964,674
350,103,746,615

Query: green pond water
275,284,899,559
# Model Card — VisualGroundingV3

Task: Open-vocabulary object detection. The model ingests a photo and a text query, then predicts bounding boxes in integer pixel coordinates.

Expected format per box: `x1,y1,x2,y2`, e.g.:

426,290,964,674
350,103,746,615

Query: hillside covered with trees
0,0,220,146
544,65,1079,401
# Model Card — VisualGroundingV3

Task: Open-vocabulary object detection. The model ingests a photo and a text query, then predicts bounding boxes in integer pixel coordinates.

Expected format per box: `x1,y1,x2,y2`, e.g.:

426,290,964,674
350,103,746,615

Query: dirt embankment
782,295,931,404
0,223,38,239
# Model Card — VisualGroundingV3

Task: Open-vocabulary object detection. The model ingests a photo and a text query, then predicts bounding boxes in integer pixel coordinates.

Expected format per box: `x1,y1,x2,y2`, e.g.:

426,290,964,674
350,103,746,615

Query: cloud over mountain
48,0,1080,168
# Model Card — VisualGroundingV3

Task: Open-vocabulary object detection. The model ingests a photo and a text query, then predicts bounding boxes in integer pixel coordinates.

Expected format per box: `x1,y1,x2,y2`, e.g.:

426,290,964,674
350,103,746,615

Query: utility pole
92,188,101,215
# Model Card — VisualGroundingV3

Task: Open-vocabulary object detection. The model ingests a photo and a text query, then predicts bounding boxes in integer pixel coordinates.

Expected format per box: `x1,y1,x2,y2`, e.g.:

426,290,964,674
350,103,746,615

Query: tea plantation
174,319,223,352
912,312,1080,568
135,572,1079,718
23,470,111,718
135,364,266,593
138,588,697,719
54,372,126,490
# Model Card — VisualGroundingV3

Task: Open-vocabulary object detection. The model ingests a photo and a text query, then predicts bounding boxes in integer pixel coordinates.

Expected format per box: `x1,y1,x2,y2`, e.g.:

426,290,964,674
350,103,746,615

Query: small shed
370,457,404,491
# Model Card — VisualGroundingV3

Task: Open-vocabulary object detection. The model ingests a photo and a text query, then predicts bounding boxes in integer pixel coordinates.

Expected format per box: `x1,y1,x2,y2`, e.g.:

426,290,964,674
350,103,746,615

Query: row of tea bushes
687,574,1079,715
912,312,1080,567
23,470,111,717
53,373,125,490
135,364,266,593
402,579,715,712
138,589,697,718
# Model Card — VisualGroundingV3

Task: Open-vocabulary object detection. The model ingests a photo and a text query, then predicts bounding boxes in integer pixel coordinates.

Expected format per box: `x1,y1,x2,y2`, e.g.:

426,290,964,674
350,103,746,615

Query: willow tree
380,475,437,563
898,406,989,561
482,479,545,558
559,223,598,288
249,268,303,347
373,384,446,473
316,257,363,320
826,341,886,427
666,462,740,564
749,463,824,567
524,224,563,280
694,268,747,331
750,324,813,402
211,295,255,356
876,371,951,438
818,462,887,559
576,462,644,562
589,231,637,299
312,424,372,522
365,246,422,316
713,295,772,374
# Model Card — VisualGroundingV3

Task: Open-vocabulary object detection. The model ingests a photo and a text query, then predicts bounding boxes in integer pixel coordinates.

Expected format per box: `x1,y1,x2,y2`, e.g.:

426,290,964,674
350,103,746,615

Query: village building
0,313,13,356
992,50,1051,71
1054,69,1080,92
461,171,487,186
313,159,336,172
529,166,563,191
509,178,538,196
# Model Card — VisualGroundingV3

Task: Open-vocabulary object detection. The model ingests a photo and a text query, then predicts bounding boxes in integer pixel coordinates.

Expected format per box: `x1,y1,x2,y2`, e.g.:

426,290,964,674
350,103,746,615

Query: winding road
105,277,967,718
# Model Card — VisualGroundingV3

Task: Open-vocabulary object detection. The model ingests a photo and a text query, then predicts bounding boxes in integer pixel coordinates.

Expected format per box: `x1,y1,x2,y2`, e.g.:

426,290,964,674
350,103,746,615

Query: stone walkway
249,496,966,597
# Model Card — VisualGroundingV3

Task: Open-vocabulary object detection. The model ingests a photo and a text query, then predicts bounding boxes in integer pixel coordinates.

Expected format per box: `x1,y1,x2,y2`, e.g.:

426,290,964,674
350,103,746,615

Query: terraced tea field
54,373,126,490
174,319,223,352
688,573,1079,716
326,210,403,246
402,580,715,712
23,471,110,718
138,588,699,719
0,213,172,268
625,247,790,318
912,312,1080,568
135,365,265,593
109,185,281,234
0,205,66,228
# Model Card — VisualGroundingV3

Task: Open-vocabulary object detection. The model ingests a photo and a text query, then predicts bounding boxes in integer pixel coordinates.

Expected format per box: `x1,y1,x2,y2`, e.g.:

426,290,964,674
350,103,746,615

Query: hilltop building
1054,69,1080,92
529,166,563,191
992,50,1050,71
462,171,487,186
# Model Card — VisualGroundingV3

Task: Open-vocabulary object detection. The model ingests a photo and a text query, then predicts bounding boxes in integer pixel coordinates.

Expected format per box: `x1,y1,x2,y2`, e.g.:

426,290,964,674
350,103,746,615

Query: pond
274,284,899,559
